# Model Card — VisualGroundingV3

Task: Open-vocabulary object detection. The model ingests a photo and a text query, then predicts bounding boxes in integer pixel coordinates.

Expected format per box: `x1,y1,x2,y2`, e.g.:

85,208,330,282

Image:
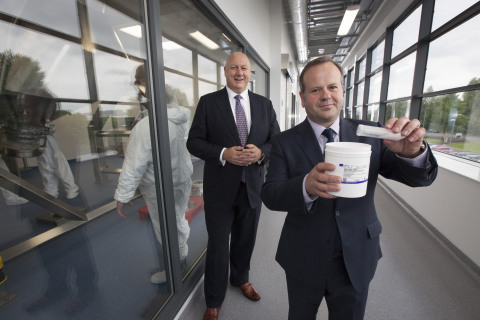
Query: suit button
336,211,340,216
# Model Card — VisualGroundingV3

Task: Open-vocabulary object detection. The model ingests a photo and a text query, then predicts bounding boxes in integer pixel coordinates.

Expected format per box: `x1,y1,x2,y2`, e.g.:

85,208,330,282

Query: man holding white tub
261,56,438,320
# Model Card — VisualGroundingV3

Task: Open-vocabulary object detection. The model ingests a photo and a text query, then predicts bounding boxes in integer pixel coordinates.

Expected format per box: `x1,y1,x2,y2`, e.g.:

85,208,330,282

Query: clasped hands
223,144,263,166
305,117,426,199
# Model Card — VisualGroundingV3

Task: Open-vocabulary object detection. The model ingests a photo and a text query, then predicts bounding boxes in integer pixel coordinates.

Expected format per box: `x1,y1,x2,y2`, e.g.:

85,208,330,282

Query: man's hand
244,144,263,164
223,146,250,166
116,201,133,218
384,116,426,158
305,162,341,199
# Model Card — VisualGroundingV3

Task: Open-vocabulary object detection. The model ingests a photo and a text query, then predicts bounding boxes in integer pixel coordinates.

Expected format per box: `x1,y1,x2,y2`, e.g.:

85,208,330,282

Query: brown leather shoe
236,282,261,301
203,307,221,320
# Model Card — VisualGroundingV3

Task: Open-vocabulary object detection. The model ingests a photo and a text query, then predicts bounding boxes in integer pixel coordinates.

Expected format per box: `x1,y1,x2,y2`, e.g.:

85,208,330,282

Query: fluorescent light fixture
163,40,182,50
120,25,142,38
189,30,219,50
337,5,360,36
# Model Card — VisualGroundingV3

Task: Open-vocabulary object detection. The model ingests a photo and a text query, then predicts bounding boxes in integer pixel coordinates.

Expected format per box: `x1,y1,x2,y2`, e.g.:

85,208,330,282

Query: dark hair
299,56,344,93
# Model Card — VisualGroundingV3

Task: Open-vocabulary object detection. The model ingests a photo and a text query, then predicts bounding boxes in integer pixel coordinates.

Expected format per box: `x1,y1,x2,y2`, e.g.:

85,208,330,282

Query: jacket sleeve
114,119,152,203
186,95,225,163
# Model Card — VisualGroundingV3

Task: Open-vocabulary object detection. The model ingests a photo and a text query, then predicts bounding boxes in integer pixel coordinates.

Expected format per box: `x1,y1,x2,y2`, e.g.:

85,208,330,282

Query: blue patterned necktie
235,95,248,147
322,128,335,143
235,95,248,182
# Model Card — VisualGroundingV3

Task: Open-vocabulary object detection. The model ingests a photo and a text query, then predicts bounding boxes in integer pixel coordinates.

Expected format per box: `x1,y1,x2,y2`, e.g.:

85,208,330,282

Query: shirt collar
307,117,340,139
226,86,249,101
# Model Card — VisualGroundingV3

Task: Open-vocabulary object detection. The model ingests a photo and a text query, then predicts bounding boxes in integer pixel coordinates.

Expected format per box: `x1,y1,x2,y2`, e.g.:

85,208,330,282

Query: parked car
430,144,455,154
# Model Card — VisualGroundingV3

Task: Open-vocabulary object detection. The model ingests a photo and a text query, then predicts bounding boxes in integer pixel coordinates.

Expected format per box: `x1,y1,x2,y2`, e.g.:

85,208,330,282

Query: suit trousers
286,255,369,320
203,182,261,307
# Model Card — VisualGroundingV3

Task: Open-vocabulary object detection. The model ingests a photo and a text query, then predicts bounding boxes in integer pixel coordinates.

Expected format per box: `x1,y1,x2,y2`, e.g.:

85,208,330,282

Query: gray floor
177,185,480,320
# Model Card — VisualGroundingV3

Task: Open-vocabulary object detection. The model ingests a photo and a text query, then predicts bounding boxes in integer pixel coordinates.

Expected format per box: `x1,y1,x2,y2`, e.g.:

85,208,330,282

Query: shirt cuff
220,148,226,166
396,141,429,168
303,175,318,210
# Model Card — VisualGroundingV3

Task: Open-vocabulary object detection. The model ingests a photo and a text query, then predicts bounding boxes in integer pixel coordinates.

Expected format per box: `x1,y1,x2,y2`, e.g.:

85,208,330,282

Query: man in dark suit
261,56,438,320
187,52,280,320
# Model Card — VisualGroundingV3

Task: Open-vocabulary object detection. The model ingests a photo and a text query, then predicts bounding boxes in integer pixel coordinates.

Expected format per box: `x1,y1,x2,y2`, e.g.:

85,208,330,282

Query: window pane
424,15,480,92
162,37,193,76
368,72,382,104
348,88,354,108
386,100,411,119
355,106,363,119
0,1,174,318
358,59,366,80
87,0,147,58
164,71,194,107
0,21,89,100
432,0,478,31
248,55,268,96
94,51,141,101
1,0,80,37
371,41,385,71
387,52,416,100
367,104,379,122
356,81,364,107
198,55,217,82
391,6,422,57
421,89,480,163
199,80,218,98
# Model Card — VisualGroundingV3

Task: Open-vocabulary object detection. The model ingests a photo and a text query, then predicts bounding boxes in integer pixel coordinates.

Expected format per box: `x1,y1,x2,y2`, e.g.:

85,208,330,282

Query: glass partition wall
0,0,269,319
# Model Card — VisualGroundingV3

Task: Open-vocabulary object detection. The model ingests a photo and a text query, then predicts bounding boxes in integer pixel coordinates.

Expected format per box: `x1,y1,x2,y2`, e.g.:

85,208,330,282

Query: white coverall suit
114,106,193,260
37,125,79,199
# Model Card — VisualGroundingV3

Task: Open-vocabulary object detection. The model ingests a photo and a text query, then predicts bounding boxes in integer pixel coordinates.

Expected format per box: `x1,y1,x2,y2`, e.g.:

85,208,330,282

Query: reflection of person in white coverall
38,124,79,199
0,156,29,205
115,64,193,284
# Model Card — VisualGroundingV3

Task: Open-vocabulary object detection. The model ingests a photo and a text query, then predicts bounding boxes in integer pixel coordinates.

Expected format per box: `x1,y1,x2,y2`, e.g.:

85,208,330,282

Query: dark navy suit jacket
261,117,438,292
187,87,280,209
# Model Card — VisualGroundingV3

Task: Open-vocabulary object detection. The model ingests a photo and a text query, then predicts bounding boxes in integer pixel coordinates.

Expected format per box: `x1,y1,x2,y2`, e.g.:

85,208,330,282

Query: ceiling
287,0,384,64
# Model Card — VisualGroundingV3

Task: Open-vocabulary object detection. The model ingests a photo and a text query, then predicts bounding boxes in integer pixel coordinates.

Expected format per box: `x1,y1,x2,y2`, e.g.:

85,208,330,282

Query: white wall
342,0,480,269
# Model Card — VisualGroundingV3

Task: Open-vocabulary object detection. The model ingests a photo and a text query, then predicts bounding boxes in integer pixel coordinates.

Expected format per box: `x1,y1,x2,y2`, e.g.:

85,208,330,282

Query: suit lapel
295,119,323,166
218,88,241,144
339,118,358,142
247,91,257,143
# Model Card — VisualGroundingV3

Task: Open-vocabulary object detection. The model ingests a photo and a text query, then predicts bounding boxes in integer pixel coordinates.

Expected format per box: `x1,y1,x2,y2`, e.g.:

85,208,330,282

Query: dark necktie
235,95,248,182
322,128,335,143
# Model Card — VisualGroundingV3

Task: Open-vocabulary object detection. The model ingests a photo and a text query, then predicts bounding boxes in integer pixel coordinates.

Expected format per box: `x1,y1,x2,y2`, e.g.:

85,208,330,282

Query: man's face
224,53,251,94
300,62,344,127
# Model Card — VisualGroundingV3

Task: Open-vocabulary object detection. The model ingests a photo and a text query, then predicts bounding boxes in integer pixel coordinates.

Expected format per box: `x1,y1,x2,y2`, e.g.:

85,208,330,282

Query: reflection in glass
164,71,194,107
368,72,382,104
432,0,478,31
0,21,89,100
386,100,410,120
421,89,480,162
198,55,217,82
94,51,142,101
371,40,384,71
387,52,416,100
87,0,146,58
199,81,218,99
424,15,480,93
163,37,193,75
391,5,422,58
367,104,379,122
1,0,80,37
